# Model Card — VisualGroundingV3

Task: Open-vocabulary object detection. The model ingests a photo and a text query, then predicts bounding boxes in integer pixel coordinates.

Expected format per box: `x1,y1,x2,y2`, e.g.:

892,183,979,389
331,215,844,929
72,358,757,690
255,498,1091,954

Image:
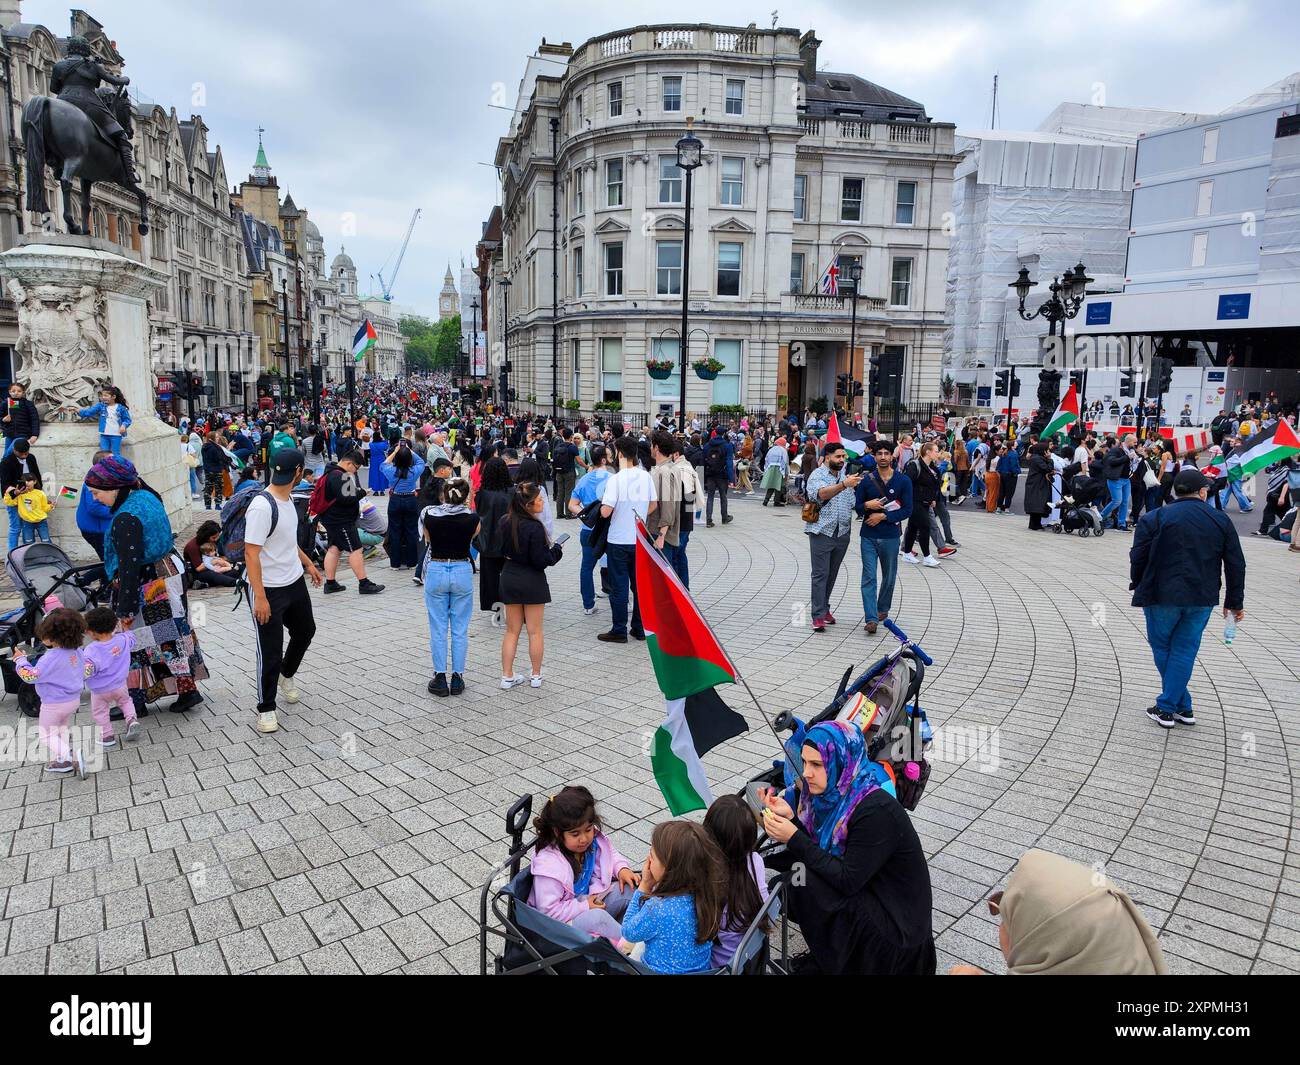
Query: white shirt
244,493,303,589
1072,444,1090,467
602,466,656,546
103,404,121,436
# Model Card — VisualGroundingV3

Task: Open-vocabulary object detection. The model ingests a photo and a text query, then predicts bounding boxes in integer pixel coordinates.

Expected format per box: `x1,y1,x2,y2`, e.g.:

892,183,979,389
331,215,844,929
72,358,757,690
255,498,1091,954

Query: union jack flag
819,258,839,296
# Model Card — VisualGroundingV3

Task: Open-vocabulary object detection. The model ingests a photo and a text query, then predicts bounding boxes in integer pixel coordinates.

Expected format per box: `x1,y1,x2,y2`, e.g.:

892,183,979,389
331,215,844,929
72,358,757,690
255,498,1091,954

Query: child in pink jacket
528,786,639,941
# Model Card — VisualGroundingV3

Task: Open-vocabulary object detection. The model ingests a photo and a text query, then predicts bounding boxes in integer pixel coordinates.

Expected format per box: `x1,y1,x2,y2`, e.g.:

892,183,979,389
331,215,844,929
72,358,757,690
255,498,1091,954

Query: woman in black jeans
474,456,513,616
901,442,940,565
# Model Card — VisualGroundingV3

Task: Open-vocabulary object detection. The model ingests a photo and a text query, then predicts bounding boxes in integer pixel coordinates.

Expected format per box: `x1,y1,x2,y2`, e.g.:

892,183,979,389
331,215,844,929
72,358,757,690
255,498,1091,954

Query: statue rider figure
49,36,136,185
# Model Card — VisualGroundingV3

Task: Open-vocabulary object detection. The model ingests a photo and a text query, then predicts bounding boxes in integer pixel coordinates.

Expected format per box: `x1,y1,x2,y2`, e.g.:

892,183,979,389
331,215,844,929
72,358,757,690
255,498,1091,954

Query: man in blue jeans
855,440,912,634
1129,468,1245,728
1099,434,1136,531
566,444,612,615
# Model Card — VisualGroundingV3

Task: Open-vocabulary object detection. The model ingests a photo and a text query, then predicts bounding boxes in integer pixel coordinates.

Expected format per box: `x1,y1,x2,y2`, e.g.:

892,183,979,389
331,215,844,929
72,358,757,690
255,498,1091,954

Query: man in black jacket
1,437,41,552
317,450,384,595
1129,468,1245,729
1099,434,1136,531
2,382,40,455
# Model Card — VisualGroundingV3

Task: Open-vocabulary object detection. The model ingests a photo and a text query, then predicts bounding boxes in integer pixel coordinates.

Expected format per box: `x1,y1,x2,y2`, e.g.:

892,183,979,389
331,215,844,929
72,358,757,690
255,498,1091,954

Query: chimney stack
798,30,821,83
0,1,22,31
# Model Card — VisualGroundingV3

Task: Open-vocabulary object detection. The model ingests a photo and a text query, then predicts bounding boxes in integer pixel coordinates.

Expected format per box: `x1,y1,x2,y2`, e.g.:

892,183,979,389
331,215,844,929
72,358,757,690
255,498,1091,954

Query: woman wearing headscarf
85,456,208,715
762,720,935,975
367,430,389,495
760,436,789,506
1024,441,1054,531
950,848,1168,975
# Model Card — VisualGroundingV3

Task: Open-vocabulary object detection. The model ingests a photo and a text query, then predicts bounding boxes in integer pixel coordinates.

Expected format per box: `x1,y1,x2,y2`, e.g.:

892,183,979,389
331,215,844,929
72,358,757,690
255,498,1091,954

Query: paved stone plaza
0,495,1296,975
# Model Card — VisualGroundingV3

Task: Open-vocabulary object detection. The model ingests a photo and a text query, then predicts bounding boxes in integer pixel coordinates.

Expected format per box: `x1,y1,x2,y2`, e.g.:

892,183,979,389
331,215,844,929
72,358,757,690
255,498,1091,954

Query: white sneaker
278,675,300,704
583,607,597,616
124,720,141,743
500,675,526,690
922,555,942,568
255,710,279,734
100,735,117,750
530,674,543,688
900,552,919,565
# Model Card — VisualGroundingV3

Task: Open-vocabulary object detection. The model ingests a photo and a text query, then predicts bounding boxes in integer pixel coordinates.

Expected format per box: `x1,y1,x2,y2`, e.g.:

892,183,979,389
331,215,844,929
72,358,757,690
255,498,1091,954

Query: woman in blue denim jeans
421,478,479,698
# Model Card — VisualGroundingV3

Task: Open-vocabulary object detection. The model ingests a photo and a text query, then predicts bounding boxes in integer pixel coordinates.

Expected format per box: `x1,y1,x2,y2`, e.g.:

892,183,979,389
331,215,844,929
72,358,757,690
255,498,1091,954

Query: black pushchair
1056,472,1104,537
479,795,788,975
0,543,107,718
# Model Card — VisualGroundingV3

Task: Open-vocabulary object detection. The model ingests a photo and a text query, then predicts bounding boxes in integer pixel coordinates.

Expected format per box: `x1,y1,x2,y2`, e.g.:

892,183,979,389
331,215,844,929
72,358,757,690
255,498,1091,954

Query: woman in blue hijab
763,720,935,974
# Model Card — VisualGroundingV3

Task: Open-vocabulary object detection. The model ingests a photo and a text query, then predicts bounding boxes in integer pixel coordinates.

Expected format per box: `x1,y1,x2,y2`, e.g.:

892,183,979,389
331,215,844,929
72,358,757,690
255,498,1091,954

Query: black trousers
998,473,1018,511
248,575,316,715
387,493,420,567
902,505,932,556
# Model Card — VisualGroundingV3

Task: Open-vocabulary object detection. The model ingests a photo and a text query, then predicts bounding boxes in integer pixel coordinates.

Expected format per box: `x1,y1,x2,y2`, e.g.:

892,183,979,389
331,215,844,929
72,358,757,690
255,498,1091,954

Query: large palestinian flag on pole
1041,382,1080,440
635,517,748,814
824,411,872,460
1225,420,1300,481
352,319,377,363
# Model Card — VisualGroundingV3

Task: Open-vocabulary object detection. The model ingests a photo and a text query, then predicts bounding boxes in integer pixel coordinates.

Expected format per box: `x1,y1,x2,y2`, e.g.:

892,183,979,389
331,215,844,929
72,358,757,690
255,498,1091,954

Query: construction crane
375,208,421,302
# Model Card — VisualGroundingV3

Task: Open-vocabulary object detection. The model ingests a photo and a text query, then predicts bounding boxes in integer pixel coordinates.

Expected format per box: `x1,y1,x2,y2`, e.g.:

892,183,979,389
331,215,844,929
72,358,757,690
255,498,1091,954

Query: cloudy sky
23,0,1297,318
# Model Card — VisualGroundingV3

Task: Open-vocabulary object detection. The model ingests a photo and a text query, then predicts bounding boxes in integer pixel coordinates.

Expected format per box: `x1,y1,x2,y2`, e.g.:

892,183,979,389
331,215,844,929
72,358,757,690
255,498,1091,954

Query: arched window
93,209,108,239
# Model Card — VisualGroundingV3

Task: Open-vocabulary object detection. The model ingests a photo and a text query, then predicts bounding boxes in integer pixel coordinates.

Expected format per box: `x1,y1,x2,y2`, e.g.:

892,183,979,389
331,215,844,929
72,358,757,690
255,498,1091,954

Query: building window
178,270,193,322
200,224,214,260
650,337,680,400
224,285,233,328
202,278,217,326
601,337,623,401
890,258,913,307
662,76,682,112
1196,179,1213,217
712,339,742,405
574,93,583,128
608,82,622,117
717,242,742,296
571,338,581,399
659,156,682,204
604,242,623,295
841,178,863,222
793,174,807,221
725,79,744,115
721,157,744,206
1201,127,1219,165
573,245,583,296
895,181,917,225
789,252,805,294
605,159,624,207
1191,231,1209,267
837,254,863,291
656,240,682,295
573,170,584,214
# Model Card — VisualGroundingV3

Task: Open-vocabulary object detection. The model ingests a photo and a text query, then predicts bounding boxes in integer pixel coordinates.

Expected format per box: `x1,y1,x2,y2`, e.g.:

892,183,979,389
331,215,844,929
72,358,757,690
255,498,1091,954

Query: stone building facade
493,23,956,419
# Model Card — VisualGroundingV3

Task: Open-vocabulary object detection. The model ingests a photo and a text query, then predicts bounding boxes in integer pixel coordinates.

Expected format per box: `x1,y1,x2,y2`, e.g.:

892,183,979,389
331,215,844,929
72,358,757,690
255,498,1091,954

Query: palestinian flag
59,485,78,501
1226,420,1300,481
824,412,871,460
635,517,747,813
1041,382,1080,440
351,319,377,362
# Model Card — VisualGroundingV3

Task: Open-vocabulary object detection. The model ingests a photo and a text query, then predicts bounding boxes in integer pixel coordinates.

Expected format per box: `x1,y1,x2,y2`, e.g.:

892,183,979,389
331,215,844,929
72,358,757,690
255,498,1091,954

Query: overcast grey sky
24,0,1296,318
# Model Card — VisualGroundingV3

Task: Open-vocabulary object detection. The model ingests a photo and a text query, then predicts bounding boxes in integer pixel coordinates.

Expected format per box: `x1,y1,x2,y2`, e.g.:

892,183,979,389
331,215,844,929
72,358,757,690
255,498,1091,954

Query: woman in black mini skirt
498,481,563,689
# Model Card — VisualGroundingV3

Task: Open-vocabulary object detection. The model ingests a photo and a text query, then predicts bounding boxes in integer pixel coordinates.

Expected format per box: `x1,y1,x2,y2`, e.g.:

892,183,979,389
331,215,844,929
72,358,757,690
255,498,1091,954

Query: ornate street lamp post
675,118,703,430
1009,262,1093,434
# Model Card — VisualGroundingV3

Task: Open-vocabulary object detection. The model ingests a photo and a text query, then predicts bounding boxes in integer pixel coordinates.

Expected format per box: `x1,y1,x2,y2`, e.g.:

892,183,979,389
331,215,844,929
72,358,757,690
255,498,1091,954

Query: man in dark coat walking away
1023,442,1053,530
1129,468,1245,729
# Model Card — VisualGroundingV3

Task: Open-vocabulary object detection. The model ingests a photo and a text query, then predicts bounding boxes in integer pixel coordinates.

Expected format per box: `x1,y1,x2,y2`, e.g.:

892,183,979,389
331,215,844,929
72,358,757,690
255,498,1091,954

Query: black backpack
704,444,727,477
218,490,279,564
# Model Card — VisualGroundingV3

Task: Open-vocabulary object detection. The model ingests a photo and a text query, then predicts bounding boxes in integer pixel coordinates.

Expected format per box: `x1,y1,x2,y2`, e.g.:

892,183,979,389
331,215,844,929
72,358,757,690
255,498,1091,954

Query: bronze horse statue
22,86,149,237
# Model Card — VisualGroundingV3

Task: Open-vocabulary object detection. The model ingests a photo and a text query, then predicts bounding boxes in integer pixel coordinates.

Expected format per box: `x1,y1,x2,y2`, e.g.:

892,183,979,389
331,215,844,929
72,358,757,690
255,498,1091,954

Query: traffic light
868,352,882,397
836,372,851,398
1010,373,1021,398
1119,368,1136,397
995,370,1009,397
851,378,864,398
1151,356,1173,395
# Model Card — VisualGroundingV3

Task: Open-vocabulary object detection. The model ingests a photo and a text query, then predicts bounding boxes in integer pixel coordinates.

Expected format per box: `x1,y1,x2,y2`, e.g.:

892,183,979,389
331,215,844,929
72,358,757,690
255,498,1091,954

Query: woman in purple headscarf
85,456,208,714
760,720,935,975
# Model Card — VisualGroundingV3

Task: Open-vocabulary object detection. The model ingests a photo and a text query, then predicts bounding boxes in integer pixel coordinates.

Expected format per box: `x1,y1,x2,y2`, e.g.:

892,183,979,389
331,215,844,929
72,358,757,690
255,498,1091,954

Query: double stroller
478,794,789,975
0,543,107,718
1056,471,1105,537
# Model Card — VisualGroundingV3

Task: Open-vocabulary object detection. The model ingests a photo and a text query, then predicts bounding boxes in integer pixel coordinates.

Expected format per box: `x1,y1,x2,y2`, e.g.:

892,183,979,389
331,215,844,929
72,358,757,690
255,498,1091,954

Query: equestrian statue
21,35,149,237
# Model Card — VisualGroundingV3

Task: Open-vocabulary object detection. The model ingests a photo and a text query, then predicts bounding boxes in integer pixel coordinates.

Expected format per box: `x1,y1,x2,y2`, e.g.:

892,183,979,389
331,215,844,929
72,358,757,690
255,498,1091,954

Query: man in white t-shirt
597,435,656,643
245,448,323,734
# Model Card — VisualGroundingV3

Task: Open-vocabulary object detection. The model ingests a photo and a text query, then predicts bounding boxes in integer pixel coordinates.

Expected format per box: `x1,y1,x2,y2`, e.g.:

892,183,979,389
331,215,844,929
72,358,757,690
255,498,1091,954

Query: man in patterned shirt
805,441,863,633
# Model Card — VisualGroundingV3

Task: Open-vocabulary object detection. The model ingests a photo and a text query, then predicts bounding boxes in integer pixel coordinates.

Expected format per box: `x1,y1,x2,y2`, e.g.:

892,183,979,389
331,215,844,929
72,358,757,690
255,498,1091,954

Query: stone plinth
0,237,186,559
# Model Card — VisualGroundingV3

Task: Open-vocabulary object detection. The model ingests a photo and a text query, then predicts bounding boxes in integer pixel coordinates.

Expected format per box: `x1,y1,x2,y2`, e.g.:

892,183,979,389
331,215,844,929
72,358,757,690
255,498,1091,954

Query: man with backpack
244,449,324,735
552,427,579,519
702,428,735,528
311,449,385,595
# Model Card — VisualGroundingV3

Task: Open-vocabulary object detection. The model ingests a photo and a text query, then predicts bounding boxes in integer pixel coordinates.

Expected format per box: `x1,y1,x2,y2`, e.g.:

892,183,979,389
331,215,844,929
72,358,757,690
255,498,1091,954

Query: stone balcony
796,116,956,155
782,291,888,315
571,24,791,70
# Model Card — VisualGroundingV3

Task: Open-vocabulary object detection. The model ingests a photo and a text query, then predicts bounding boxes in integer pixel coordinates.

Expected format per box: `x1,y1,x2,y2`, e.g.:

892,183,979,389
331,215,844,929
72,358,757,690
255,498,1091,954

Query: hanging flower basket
693,357,724,381
646,359,675,381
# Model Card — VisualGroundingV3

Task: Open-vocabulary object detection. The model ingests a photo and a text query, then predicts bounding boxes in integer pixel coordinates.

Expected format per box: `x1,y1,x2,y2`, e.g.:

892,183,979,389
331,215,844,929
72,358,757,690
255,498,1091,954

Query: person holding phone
498,481,564,690
855,441,911,634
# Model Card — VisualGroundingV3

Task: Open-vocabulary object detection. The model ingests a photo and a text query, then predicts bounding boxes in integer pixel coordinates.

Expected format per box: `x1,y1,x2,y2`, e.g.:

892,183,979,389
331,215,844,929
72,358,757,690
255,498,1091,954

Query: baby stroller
0,543,107,718
742,620,935,816
1056,473,1105,537
479,794,788,975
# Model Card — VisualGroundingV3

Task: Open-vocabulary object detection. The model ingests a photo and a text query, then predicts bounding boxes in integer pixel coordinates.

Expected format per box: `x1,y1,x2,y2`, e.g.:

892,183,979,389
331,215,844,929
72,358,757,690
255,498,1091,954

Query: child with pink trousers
81,606,140,749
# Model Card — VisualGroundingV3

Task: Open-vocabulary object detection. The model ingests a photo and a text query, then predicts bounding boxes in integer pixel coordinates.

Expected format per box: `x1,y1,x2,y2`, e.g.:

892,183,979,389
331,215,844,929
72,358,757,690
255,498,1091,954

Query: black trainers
1145,706,1175,728
358,578,385,595
170,690,203,713
597,631,628,644
721,515,733,524
323,579,345,594
1173,710,1195,725
707,520,715,528
428,673,449,697
449,673,465,695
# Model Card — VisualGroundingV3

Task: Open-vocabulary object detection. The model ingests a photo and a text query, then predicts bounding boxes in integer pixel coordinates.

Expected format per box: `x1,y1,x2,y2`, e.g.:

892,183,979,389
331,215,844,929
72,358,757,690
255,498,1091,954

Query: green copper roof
254,143,269,168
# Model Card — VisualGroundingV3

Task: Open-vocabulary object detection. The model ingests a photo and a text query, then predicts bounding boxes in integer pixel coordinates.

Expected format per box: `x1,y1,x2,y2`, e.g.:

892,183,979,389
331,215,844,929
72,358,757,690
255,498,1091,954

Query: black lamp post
470,297,480,384
1010,261,1093,432
846,259,863,420
675,118,703,430
312,333,323,427
498,276,512,414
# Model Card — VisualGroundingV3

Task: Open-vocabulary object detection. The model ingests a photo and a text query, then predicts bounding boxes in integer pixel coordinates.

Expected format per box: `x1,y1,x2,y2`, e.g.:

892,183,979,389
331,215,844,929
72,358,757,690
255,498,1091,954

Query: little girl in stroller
1058,469,1105,536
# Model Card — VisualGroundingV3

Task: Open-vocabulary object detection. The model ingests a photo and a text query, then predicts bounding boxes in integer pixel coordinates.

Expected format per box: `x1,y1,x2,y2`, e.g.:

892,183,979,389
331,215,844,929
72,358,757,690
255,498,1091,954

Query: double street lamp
845,259,863,419
675,118,703,430
1009,261,1093,431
